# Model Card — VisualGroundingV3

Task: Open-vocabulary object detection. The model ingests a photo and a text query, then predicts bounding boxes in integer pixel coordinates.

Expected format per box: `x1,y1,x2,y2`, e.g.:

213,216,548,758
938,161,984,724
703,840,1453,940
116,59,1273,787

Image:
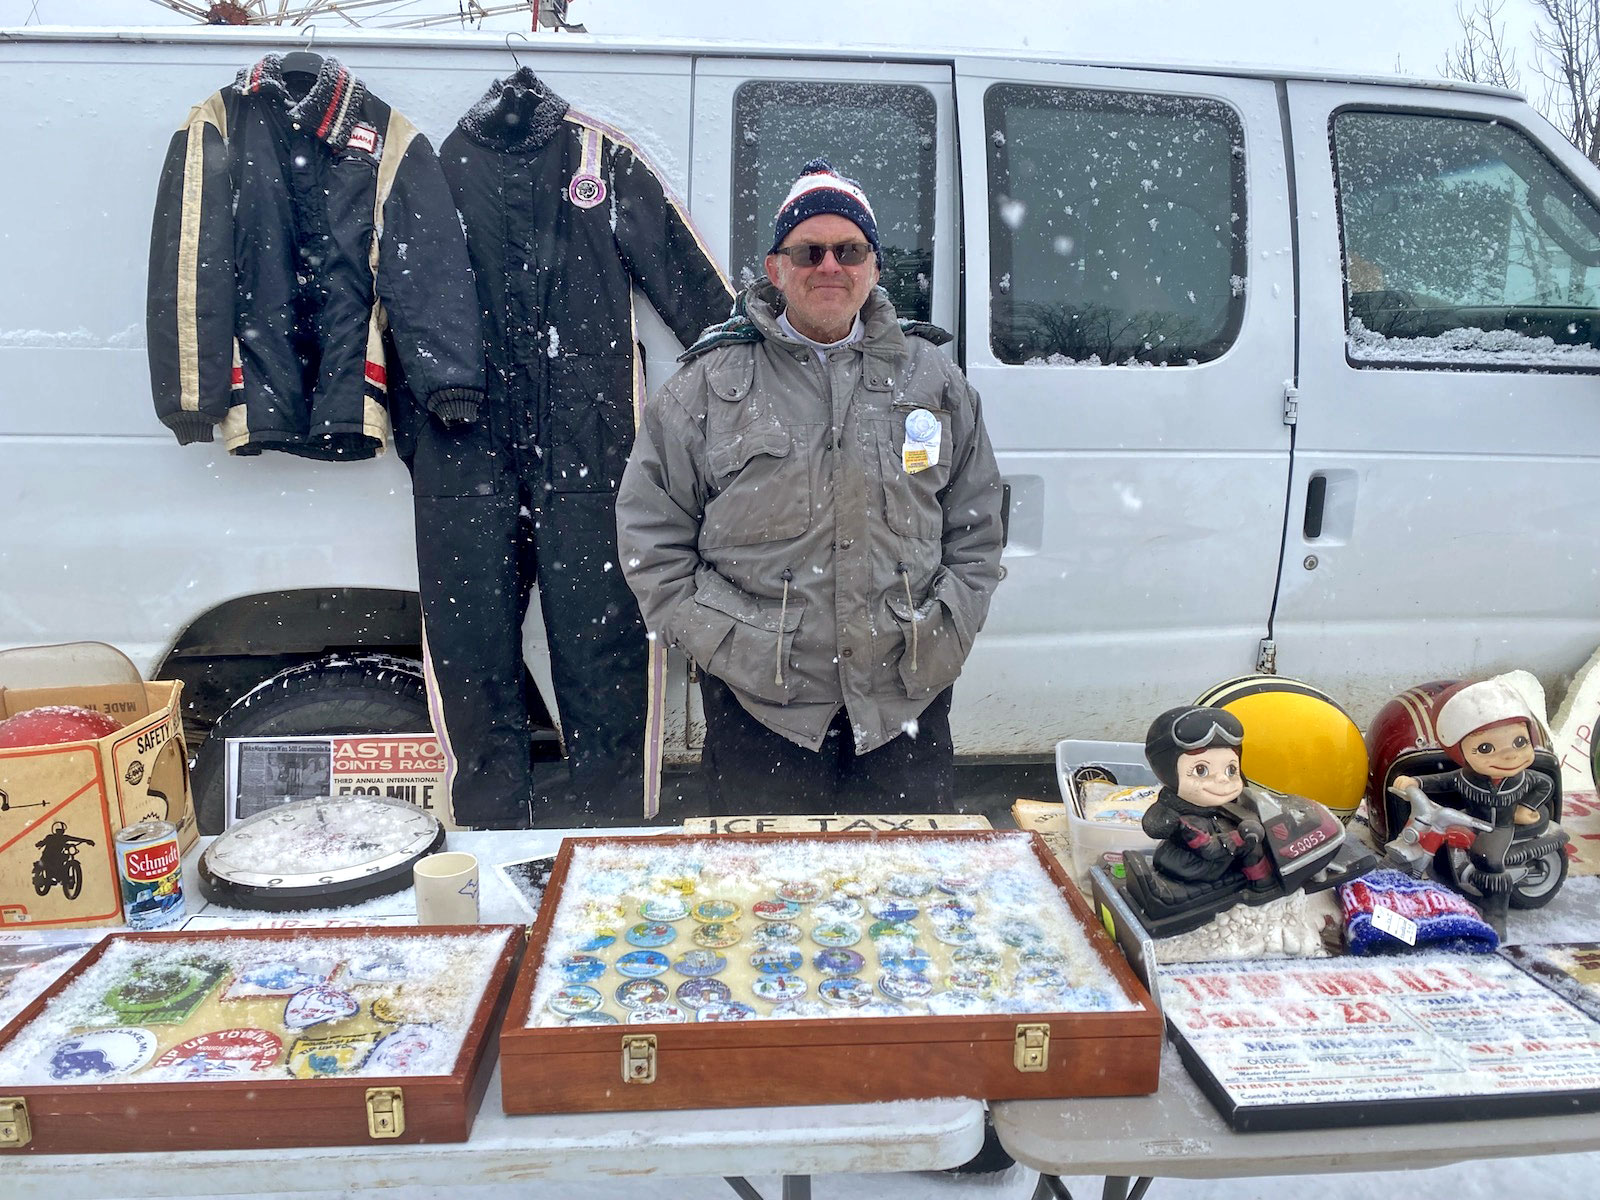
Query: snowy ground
99,1151,1600,1200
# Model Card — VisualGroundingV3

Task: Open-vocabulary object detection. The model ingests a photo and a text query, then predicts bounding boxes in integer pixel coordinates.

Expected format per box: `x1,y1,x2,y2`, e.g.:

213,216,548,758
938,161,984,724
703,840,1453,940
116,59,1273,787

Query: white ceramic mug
413,851,480,925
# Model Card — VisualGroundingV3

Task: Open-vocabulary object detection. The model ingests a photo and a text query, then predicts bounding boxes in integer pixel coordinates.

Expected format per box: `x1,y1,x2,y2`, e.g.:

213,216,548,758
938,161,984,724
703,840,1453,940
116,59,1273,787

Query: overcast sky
0,0,1552,86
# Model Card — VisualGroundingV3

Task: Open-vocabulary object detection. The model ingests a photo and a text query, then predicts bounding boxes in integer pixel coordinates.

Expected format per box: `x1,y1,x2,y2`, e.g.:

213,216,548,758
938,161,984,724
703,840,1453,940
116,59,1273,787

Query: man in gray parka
617,158,1004,813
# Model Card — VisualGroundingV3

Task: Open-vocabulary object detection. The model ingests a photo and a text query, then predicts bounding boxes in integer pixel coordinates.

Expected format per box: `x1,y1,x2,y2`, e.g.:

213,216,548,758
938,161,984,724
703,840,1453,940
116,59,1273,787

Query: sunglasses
771,241,874,267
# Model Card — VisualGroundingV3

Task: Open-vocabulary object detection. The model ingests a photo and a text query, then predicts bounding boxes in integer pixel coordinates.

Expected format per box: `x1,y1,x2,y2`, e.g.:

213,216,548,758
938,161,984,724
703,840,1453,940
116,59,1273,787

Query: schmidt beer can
116,820,186,929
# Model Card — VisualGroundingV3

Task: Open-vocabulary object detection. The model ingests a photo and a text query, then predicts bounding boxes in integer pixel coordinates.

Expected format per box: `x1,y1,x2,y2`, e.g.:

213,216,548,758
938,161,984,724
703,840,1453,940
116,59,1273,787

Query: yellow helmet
1193,674,1368,822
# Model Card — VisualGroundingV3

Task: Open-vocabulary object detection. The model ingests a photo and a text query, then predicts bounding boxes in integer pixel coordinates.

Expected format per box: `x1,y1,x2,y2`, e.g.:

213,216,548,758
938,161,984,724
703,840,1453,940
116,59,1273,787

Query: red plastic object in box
0,705,121,749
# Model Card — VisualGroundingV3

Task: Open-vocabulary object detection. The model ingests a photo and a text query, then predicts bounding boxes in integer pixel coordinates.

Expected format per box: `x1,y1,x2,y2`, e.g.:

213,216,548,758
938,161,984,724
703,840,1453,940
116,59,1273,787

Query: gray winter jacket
616,281,1004,754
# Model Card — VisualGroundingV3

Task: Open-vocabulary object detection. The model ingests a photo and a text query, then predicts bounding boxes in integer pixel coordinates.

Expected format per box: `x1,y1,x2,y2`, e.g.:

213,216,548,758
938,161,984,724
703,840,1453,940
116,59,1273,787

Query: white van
5,27,1599,829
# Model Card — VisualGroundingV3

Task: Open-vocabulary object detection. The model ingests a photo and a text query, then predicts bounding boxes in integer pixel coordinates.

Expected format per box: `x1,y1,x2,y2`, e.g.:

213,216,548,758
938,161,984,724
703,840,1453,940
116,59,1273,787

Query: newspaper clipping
226,734,456,829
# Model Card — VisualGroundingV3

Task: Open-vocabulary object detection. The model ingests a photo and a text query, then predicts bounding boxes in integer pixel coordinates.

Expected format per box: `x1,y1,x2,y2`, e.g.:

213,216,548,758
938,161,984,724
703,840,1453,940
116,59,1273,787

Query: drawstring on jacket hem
897,562,917,672
776,568,794,686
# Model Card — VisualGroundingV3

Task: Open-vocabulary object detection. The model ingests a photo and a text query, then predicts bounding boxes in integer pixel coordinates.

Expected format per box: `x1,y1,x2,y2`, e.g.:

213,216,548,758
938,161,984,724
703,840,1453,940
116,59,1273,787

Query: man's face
1460,719,1535,780
765,213,879,343
1174,747,1244,808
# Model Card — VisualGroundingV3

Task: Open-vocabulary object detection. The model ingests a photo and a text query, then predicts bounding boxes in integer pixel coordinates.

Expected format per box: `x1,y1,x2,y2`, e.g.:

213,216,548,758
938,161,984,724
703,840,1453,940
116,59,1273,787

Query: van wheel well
156,588,424,737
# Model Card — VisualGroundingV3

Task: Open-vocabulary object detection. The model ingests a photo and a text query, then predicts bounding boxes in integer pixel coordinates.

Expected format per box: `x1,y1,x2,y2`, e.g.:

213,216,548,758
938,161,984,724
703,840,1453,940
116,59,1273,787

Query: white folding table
6,827,988,1200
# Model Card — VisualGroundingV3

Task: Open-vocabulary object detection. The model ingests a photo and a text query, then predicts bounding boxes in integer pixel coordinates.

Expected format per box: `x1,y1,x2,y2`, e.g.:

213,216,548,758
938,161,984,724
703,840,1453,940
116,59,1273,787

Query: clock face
198,795,445,910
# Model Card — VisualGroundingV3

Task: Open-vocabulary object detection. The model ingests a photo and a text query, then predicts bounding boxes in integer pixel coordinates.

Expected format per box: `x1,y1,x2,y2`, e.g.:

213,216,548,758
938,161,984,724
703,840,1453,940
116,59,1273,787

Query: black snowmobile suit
147,55,484,459
405,70,733,827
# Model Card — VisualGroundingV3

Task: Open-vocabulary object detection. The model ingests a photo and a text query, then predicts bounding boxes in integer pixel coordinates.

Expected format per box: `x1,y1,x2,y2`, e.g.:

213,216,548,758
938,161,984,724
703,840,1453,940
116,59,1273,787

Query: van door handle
1303,474,1327,540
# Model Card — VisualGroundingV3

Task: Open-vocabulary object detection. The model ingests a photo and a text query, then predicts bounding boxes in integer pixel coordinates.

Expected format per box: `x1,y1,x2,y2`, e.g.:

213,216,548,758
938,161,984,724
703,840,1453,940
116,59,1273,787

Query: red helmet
1365,678,1556,842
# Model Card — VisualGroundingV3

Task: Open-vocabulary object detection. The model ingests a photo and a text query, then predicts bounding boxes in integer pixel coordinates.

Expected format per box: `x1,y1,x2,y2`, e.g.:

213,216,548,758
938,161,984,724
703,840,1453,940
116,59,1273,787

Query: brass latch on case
365,1087,405,1139
622,1033,657,1084
1014,1023,1051,1072
0,1097,32,1149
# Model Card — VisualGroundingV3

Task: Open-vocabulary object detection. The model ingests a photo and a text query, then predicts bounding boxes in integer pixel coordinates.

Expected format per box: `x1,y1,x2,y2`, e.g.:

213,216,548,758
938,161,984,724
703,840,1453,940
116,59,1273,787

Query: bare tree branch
1443,0,1523,90
1531,0,1600,165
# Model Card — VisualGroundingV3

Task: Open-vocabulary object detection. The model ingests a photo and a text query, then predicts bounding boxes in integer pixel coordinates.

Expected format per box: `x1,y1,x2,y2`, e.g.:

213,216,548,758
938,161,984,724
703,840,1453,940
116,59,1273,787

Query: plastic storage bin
1054,739,1161,879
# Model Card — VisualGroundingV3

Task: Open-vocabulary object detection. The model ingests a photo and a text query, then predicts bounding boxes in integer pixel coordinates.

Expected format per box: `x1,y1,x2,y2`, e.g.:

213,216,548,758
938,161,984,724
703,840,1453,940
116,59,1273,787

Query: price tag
1370,903,1417,946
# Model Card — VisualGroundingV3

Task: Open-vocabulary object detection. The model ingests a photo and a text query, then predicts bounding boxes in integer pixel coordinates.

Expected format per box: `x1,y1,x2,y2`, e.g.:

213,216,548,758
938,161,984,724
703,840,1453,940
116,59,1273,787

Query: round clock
197,795,446,911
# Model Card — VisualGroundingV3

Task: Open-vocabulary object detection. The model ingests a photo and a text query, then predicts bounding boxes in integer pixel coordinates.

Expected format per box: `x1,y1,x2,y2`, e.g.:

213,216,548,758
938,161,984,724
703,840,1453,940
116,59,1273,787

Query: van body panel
953,60,1297,746
1277,81,1600,719
3,28,1596,764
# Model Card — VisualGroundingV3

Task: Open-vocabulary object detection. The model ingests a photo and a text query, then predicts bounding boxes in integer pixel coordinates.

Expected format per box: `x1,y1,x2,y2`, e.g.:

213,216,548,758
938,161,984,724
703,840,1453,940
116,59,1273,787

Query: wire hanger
506,30,529,71
281,24,323,78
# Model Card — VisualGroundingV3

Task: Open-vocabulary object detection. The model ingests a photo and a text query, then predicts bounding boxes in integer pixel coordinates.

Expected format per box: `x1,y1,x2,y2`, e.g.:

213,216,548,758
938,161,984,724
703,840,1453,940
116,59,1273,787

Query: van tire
191,654,432,835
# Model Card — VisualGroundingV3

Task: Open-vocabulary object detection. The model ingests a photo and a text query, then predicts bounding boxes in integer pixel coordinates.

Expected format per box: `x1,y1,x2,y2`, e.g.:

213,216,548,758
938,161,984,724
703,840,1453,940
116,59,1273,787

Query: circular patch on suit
568,171,607,209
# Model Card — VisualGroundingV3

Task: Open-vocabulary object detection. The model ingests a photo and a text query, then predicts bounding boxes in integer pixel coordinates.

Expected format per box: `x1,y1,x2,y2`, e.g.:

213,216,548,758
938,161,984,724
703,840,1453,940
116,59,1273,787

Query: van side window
731,81,936,322
985,85,1247,366
1334,111,1600,369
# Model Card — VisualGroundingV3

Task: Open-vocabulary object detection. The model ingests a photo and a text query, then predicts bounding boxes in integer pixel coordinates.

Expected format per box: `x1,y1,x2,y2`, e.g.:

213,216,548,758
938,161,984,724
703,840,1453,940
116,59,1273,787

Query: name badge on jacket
902,408,940,474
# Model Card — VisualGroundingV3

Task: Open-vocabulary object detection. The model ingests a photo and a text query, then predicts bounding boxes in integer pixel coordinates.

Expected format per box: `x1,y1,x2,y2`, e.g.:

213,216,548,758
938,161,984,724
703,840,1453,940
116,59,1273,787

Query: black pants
406,416,646,829
699,674,954,816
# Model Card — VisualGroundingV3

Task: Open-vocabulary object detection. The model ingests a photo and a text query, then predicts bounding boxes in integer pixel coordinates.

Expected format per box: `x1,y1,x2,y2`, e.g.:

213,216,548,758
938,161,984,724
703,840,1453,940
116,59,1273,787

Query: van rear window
731,80,936,323
1334,110,1600,371
985,85,1247,367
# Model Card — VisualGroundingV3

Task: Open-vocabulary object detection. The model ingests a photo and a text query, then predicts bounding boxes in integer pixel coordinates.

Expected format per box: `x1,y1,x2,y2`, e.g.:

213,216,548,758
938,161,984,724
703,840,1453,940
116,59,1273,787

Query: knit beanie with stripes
769,158,882,268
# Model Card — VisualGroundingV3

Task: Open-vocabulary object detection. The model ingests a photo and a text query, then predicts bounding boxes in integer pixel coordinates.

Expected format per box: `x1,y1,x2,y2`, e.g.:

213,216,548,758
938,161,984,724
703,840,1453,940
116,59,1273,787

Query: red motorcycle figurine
1388,679,1570,936
1383,783,1493,875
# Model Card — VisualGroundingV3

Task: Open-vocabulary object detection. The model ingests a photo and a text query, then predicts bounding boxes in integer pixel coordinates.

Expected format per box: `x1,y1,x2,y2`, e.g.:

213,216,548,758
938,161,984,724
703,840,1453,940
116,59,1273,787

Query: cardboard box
0,680,195,929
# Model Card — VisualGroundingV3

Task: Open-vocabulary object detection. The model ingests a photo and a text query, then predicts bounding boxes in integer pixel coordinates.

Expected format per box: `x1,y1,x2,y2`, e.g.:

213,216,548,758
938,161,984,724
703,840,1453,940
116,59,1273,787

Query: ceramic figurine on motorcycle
1141,706,1271,889
1117,704,1376,937
1390,678,1570,936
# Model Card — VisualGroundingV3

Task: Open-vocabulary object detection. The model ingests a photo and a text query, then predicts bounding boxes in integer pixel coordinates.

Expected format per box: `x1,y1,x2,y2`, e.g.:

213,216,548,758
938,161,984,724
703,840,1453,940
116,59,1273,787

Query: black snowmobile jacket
147,55,484,460
438,69,734,493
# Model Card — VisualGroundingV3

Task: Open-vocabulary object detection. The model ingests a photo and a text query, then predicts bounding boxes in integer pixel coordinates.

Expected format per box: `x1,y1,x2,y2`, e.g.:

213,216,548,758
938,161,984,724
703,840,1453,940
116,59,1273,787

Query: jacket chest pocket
701,415,814,550
874,406,951,540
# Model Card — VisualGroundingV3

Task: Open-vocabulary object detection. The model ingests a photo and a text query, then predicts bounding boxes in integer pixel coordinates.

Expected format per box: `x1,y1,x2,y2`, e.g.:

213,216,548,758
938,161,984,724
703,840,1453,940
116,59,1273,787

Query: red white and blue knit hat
769,158,882,267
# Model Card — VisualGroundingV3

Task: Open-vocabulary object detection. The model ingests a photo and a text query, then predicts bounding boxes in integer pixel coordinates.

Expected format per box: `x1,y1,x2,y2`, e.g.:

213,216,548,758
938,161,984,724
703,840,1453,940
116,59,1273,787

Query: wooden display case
500,831,1162,1114
0,924,521,1154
